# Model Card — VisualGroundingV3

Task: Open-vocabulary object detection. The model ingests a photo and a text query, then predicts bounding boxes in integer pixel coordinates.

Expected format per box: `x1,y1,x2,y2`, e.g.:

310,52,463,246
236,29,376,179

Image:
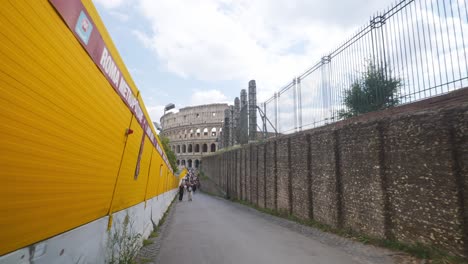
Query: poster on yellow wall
48,0,172,173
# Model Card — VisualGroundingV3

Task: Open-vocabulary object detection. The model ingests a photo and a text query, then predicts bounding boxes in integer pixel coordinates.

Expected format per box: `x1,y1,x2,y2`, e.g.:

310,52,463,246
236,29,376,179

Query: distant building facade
160,103,229,169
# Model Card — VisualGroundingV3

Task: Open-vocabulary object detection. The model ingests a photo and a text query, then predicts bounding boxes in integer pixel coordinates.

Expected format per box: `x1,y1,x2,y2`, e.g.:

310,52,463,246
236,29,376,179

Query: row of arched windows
165,127,223,139
177,159,200,168
172,143,217,153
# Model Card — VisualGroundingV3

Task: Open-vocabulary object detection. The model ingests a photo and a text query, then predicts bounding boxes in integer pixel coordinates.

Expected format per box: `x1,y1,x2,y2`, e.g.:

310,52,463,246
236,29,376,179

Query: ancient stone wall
290,133,311,220
266,141,278,210
275,138,289,213
257,144,266,208
201,90,468,257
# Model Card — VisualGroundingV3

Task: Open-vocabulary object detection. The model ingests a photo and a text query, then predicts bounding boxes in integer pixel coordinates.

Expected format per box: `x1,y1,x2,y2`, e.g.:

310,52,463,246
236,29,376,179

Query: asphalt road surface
156,192,395,264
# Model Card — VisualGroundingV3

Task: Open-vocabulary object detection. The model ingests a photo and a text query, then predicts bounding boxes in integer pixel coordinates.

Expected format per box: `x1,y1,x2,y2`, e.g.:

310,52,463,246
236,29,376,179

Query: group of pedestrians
178,169,201,202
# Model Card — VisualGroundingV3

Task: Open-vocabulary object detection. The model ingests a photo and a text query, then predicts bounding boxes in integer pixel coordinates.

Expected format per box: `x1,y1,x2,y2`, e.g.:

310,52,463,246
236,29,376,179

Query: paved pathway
147,193,399,264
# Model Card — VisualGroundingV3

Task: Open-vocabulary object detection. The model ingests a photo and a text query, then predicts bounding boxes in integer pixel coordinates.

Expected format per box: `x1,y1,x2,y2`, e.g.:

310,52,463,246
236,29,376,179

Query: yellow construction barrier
0,0,184,255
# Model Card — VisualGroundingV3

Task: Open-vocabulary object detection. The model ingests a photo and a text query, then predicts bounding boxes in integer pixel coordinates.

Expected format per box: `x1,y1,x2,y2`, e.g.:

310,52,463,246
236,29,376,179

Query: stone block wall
384,111,465,254
201,91,468,258
244,148,250,202
275,139,289,213
339,122,386,238
229,151,235,198
257,144,266,208
250,145,258,205
266,141,278,210
238,149,243,199
222,153,227,190
309,130,341,228
290,133,311,220
241,150,245,199
452,108,468,252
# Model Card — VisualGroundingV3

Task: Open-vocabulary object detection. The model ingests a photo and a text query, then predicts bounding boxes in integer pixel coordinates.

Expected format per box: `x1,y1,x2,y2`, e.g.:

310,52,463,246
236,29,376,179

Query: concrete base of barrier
0,189,178,264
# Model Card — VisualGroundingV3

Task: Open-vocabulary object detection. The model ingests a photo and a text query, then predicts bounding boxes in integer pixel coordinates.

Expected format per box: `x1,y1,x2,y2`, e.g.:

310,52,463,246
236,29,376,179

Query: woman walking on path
178,182,185,201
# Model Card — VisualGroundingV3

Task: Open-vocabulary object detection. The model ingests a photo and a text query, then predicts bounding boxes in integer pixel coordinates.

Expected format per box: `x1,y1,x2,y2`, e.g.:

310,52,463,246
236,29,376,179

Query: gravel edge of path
135,198,178,264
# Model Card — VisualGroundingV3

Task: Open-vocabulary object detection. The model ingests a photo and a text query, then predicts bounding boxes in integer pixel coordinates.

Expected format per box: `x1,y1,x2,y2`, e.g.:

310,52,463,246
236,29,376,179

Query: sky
91,0,399,123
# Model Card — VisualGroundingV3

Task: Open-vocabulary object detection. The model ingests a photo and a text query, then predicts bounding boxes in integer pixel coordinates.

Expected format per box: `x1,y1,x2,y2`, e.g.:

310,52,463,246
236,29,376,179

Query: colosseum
160,103,229,169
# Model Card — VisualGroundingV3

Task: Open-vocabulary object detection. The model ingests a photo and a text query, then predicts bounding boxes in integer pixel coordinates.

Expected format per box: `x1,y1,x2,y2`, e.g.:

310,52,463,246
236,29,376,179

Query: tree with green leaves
338,62,401,119
160,136,178,173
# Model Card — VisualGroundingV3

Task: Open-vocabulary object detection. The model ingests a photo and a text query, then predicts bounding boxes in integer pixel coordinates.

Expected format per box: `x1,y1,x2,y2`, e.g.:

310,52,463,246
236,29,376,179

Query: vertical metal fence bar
275,92,280,133
297,77,302,131
376,15,384,104
454,0,466,88
337,46,343,118
430,0,443,94
435,0,450,93
457,0,468,87
408,2,421,100
385,5,396,100
441,0,456,92
293,78,298,132
415,0,429,97
260,0,466,135
345,34,353,113
264,101,267,135
424,0,438,96
403,4,415,101
330,60,334,123
388,3,401,99
397,5,410,102
380,12,388,81
362,25,369,106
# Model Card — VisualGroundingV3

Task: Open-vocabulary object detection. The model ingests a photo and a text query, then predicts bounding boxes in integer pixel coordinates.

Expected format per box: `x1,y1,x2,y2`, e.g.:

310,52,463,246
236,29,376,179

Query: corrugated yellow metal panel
135,136,152,201
158,166,168,195
0,0,178,255
0,1,132,255
145,150,162,199
111,123,149,212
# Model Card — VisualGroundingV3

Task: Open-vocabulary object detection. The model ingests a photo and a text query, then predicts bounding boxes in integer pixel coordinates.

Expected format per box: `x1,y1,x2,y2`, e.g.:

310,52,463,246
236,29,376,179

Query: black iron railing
263,0,468,134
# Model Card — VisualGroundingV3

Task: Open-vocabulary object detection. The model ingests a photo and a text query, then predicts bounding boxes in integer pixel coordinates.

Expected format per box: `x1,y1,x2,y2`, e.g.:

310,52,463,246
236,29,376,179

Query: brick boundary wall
245,147,250,202
257,144,266,208
251,144,258,205
202,88,468,258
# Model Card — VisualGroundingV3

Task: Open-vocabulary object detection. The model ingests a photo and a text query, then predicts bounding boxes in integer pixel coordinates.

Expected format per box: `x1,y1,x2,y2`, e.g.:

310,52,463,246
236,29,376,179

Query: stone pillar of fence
240,89,249,144
223,108,230,148
229,105,235,146
234,97,240,145
248,80,257,141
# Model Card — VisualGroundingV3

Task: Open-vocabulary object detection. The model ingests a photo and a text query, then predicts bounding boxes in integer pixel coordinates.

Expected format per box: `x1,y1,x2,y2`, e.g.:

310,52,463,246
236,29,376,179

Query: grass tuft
142,239,153,247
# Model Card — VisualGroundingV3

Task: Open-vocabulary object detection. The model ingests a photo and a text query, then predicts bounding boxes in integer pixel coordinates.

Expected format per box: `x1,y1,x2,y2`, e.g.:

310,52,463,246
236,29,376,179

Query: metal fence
263,0,468,134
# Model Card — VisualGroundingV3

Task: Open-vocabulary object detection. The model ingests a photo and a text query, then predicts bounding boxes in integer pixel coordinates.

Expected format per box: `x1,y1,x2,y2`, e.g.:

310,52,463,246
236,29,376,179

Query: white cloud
128,67,142,76
92,0,126,9
132,30,152,48
147,105,166,124
190,89,229,106
109,10,129,21
134,0,395,102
